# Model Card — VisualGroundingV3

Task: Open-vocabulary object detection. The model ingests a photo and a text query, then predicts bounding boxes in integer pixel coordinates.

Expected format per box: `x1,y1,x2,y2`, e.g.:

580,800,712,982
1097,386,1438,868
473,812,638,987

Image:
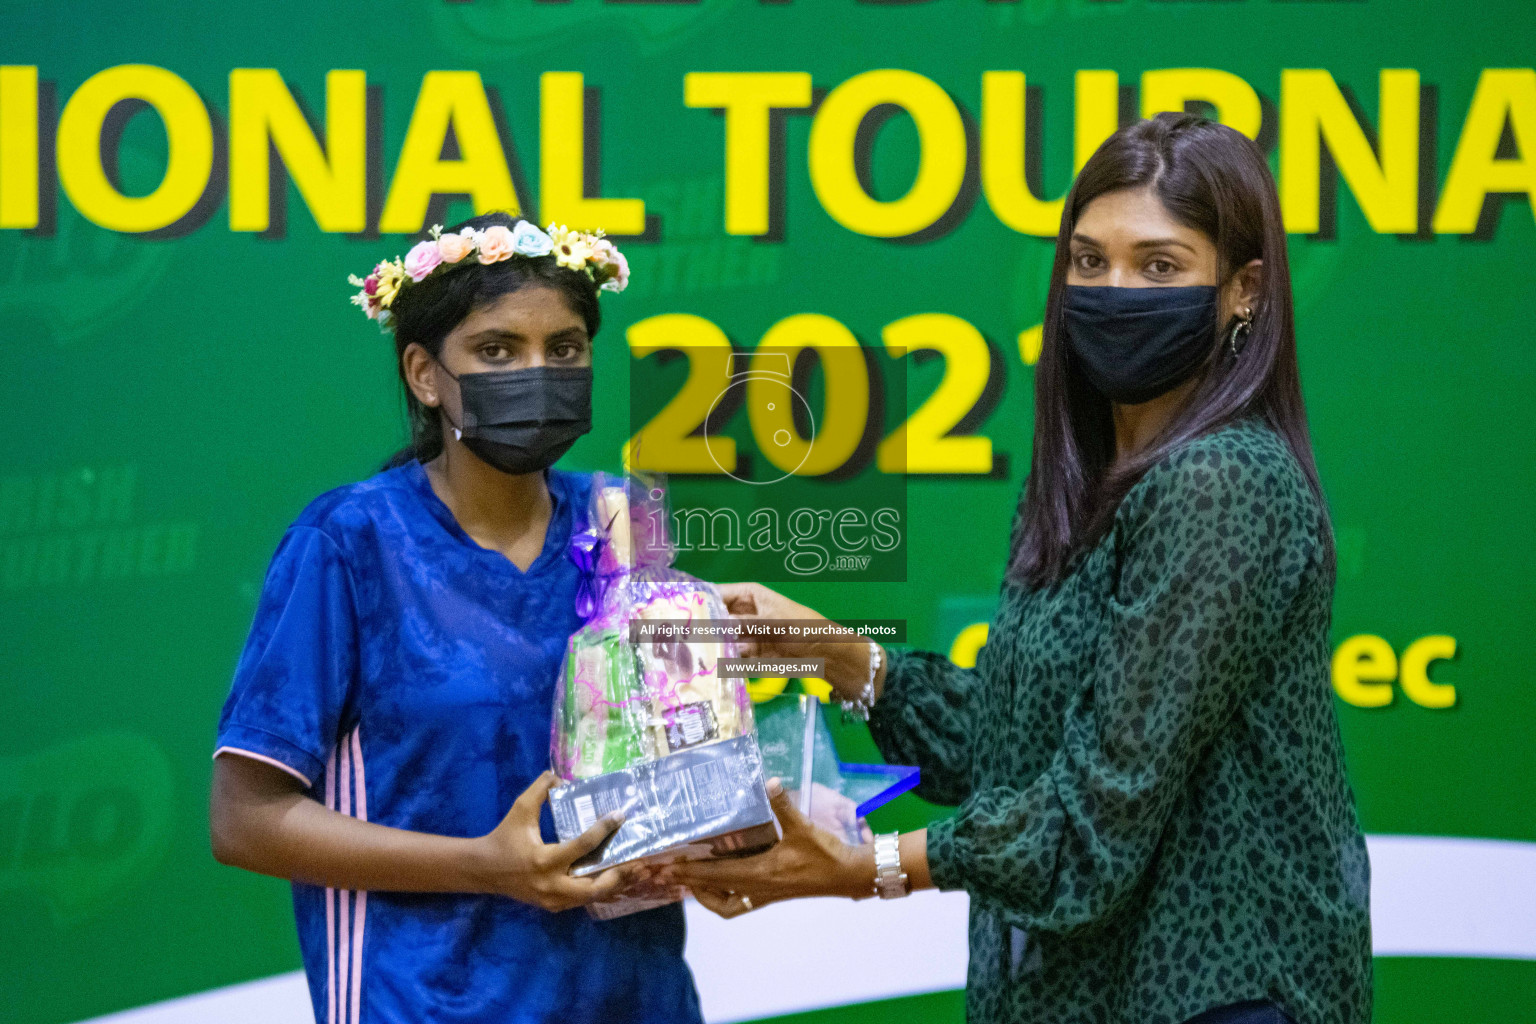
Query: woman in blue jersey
208,214,701,1024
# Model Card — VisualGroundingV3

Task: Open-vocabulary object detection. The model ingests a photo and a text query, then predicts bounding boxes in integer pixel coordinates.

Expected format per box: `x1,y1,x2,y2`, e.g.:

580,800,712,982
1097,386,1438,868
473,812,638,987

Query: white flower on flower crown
510,220,554,257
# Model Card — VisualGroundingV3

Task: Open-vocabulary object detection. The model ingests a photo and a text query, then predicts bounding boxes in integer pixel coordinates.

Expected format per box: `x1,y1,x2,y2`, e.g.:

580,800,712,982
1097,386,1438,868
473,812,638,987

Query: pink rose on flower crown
403,240,443,282
476,224,516,264
437,231,474,264
591,239,630,293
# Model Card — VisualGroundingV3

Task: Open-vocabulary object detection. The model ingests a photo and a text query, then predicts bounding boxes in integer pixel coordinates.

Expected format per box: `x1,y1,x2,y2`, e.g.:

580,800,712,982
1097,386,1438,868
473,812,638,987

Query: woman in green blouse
662,112,1372,1024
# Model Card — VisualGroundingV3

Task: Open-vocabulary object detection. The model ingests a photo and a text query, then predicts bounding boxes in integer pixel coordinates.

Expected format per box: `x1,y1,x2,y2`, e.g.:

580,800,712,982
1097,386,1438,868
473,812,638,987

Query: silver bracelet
838,640,881,721
873,831,910,899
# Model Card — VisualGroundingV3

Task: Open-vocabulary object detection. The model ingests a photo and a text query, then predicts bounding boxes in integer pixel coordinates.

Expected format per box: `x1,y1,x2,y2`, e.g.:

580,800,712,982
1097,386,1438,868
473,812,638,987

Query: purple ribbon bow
569,528,605,620
570,527,633,622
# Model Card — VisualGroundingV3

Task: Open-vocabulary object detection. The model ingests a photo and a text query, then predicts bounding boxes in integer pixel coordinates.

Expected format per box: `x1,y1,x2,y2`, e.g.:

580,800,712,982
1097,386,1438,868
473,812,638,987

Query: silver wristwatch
872,831,910,899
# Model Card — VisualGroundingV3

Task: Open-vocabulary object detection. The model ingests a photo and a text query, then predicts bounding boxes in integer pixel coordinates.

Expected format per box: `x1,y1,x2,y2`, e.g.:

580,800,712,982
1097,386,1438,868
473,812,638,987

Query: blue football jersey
214,460,702,1024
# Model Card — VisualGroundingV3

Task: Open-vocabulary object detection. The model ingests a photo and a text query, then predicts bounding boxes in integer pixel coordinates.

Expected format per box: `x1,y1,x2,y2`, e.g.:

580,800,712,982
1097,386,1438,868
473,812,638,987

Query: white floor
76,834,1536,1024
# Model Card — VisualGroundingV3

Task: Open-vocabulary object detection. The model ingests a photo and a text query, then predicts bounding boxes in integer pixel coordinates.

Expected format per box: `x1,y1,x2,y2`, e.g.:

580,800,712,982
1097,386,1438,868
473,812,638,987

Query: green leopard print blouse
869,417,1371,1024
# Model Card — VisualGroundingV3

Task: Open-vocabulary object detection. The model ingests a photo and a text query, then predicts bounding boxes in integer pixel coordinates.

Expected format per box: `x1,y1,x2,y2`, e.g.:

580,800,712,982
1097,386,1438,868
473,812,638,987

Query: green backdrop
3,1,1534,1021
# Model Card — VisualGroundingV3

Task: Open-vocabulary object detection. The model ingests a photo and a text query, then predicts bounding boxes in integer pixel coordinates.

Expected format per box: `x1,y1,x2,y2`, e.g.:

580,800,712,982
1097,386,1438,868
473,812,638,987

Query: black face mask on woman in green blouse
1062,284,1224,404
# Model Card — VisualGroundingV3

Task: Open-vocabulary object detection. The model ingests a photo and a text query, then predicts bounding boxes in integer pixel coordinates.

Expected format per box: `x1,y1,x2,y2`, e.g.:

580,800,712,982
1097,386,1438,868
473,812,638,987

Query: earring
1227,306,1254,356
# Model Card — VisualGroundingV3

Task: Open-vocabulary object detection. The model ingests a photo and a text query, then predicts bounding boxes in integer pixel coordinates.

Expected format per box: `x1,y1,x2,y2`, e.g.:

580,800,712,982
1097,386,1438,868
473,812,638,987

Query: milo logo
0,732,173,926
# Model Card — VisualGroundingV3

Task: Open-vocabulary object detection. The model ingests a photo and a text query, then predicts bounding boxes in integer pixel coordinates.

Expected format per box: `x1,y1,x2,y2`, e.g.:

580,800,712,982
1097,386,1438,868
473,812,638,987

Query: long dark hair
1008,111,1331,589
381,211,603,470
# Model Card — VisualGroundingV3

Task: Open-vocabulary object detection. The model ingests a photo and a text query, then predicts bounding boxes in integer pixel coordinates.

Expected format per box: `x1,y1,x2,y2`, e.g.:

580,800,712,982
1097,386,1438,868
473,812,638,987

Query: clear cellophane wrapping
549,472,764,918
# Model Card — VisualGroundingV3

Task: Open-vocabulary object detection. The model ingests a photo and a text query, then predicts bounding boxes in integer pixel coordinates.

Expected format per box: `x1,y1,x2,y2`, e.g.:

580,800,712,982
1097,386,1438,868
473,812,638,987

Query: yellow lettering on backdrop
980,72,1045,235
1399,634,1458,708
808,70,966,238
624,313,735,474
1331,634,1397,708
948,622,989,670
379,71,518,234
1018,324,1043,366
229,69,366,233
980,70,1119,237
801,677,834,702
753,314,869,476
0,66,39,228
1141,68,1262,140
1433,68,1536,233
57,64,213,233
1280,68,1420,234
683,71,813,236
1073,70,1120,174
20,62,1535,243
877,313,993,474
746,676,789,703
540,71,645,234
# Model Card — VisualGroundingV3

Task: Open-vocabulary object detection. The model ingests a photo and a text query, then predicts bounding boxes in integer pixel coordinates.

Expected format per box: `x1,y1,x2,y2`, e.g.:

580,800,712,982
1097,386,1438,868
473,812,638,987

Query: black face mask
1062,284,1221,404
440,364,593,475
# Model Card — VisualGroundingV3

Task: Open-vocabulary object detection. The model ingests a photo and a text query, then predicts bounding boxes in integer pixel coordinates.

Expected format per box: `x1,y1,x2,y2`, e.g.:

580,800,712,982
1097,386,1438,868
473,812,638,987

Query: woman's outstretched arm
660,778,935,916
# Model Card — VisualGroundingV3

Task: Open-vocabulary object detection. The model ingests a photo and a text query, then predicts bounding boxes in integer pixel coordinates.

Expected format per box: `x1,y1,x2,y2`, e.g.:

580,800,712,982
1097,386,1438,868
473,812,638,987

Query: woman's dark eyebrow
468,326,588,344
1132,237,1198,253
1070,232,1197,254
469,328,527,343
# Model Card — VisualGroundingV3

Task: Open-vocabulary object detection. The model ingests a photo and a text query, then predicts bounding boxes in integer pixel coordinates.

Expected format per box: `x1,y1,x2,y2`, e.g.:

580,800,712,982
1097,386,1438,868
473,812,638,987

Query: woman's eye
1148,259,1178,275
479,344,510,360
1074,253,1101,271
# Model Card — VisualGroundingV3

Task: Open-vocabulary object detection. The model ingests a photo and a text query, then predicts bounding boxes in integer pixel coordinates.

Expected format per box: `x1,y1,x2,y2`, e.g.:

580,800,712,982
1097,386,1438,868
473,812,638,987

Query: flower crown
348,220,629,329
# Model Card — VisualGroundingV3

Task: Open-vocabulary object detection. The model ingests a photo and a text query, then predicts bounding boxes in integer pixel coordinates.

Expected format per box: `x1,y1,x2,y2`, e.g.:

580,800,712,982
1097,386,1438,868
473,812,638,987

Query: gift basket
548,472,777,919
